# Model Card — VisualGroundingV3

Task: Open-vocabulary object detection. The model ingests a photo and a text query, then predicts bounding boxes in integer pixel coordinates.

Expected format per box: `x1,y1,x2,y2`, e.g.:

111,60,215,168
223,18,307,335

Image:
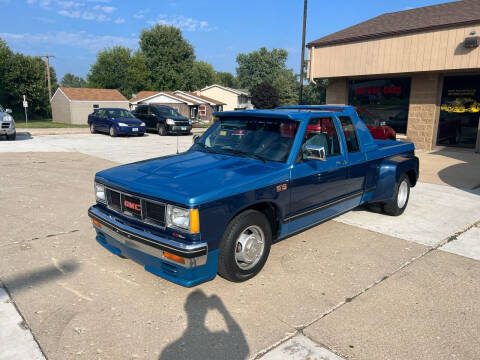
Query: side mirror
5,108,12,114
304,144,327,161
192,134,200,144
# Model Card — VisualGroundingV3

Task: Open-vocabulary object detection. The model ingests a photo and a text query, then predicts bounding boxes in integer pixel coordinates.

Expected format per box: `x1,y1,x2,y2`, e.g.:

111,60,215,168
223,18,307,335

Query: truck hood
95,150,290,206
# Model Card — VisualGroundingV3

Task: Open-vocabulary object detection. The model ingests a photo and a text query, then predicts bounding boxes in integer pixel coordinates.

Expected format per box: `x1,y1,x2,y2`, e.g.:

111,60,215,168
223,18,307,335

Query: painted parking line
440,226,480,261
0,287,45,360
335,182,480,247
258,334,345,360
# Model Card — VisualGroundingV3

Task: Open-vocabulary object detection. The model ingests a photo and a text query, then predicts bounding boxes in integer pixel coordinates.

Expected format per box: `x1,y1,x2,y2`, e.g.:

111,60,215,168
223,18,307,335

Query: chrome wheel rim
90,124,94,133
397,180,408,208
234,225,265,270
110,127,114,136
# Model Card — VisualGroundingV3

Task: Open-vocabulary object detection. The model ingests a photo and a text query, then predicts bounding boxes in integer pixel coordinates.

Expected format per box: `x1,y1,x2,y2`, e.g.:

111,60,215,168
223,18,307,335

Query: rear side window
339,116,360,153
299,117,341,161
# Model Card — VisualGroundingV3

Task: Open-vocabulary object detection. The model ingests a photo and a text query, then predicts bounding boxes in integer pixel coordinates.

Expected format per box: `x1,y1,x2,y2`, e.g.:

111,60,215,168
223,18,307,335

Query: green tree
302,82,326,105
251,82,279,109
60,73,86,88
186,61,216,90
139,25,195,90
272,70,299,106
0,39,14,105
87,46,150,98
215,71,238,88
236,47,289,93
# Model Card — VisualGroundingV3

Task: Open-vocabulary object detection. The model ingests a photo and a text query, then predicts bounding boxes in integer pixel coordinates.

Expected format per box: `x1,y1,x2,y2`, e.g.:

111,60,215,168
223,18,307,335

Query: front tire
383,174,410,216
109,126,117,137
89,123,96,134
218,210,272,282
6,132,16,141
157,123,167,136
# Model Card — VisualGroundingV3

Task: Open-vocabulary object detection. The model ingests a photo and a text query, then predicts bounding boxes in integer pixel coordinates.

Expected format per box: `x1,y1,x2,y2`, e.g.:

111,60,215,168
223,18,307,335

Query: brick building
307,0,480,152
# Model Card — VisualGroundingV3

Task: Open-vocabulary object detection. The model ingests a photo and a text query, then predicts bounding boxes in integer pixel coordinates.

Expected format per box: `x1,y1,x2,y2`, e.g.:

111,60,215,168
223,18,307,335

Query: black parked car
133,105,192,135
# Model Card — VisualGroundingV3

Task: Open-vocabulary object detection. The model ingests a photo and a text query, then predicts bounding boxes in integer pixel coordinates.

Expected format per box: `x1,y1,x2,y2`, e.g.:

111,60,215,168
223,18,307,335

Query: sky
1,0,449,82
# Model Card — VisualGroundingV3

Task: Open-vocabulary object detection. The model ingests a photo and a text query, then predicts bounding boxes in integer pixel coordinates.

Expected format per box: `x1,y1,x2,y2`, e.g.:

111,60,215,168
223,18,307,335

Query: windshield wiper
195,142,220,155
221,148,267,163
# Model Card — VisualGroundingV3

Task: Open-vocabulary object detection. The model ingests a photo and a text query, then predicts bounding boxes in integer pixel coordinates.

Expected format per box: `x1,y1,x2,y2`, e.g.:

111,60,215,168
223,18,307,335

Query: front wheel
6,132,16,141
383,174,410,216
109,126,117,137
218,210,272,282
157,123,166,136
89,123,96,134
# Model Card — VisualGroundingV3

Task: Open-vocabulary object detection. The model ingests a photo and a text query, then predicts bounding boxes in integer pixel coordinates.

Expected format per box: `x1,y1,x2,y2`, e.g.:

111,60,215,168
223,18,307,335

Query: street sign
23,101,28,108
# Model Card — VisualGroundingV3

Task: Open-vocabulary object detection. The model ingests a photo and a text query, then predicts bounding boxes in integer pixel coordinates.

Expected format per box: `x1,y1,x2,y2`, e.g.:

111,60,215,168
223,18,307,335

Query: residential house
129,90,225,122
200,84,252,111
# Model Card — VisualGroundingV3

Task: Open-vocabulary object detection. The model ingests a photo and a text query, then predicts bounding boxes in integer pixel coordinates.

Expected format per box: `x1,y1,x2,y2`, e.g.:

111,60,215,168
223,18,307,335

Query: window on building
349,77,411,134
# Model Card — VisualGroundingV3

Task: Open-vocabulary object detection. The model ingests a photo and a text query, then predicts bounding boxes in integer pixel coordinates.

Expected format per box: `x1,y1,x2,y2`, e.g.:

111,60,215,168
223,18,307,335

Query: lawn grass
15,119,88,128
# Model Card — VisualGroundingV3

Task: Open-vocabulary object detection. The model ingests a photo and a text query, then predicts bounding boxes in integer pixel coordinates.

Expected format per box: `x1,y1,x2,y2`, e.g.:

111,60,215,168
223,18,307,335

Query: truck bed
367,139,415,161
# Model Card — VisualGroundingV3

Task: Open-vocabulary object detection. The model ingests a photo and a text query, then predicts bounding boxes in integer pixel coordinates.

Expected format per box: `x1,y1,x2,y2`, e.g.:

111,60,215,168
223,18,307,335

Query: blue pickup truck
88,105,419,287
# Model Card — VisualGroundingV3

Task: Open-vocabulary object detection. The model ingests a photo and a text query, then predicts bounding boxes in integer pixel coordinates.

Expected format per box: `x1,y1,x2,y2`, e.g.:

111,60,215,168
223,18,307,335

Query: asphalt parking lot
1,133,480,360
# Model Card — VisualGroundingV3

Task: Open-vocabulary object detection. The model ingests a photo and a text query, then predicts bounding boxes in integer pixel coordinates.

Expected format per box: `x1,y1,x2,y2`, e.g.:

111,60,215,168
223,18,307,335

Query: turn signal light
163,251,185,264
92,219,102,228
190,209,199,233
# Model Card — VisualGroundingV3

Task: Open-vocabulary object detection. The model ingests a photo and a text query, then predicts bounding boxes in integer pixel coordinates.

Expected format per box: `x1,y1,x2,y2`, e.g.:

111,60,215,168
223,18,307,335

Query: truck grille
174,121,190,126
105,187,166,227
1,123,10,129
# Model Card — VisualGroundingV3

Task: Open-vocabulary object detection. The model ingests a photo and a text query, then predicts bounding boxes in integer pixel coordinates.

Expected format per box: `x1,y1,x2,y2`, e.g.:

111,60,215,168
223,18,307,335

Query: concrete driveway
0,134,479,360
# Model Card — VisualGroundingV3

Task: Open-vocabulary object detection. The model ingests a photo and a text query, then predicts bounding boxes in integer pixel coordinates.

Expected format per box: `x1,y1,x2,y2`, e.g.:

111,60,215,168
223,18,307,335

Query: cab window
298,117,341,161
339,116,360,152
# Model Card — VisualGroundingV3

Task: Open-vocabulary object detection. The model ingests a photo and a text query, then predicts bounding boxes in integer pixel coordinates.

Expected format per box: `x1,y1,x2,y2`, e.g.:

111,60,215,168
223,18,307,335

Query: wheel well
406,169,417,187
237,202,281,240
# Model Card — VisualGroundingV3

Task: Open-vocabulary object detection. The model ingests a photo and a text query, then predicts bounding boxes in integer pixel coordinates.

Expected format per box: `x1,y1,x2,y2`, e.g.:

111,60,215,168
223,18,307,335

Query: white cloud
0,31,138,52
92,4,115,13
27,0,119,22
114,17,124,24
148,14,211,32
133,10,146,19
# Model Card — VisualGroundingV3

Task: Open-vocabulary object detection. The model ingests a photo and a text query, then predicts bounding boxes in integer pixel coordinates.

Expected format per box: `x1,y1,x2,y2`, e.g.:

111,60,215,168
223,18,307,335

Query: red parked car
355,107,396,140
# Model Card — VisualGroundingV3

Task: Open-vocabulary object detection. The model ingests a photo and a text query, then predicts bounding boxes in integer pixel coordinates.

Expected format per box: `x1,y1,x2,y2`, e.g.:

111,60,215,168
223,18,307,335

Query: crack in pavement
1,229,81,248
253,219,480,359
297,219,480,331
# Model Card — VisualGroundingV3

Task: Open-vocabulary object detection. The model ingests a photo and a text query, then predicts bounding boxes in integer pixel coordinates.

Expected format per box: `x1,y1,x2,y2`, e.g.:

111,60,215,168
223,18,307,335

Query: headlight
118,122,128,127
166,205,199,233
3,115,13,122
95,182,106,203
140,122,145,127
166,118,175,125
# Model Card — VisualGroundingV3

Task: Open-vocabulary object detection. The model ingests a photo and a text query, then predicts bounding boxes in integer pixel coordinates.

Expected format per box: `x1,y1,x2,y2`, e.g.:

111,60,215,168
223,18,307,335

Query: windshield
194,117,299,162
106,109,136,119
161,107,180,116
0,105,4,113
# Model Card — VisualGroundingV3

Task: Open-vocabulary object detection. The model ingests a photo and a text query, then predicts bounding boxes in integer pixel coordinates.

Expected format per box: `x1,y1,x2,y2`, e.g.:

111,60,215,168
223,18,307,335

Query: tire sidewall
386,174,410,216
109,126,116,137
90,123,95,134
218,210,272,282
157,123,166,136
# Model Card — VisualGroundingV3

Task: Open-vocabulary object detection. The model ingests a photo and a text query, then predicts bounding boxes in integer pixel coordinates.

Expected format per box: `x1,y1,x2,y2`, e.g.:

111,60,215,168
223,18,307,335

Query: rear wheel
383,174,410,216
157,123,166,136
109,126,117,137
218,210,272,282
6,132,16,141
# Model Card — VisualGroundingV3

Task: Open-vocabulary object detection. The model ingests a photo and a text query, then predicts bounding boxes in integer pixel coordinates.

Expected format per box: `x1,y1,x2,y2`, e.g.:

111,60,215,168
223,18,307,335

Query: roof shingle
308,0,480,48
60,87,128,101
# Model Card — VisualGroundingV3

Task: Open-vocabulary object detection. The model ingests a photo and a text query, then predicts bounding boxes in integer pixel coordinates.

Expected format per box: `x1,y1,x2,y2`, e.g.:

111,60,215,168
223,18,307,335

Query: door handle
336,160,347,165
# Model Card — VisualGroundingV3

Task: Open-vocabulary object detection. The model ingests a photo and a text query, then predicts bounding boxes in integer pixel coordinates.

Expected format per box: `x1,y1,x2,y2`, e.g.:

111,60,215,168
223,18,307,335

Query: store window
348,77,411,134
437,76,480,149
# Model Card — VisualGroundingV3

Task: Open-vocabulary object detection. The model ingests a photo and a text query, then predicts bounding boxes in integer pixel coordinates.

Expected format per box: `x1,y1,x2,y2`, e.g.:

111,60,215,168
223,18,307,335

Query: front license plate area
132,128,138,132
181,126,187,130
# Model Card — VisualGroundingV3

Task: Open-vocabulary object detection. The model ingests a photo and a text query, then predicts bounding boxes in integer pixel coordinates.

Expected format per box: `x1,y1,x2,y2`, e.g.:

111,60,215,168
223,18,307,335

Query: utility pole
38,55,55,101
299,0,308,104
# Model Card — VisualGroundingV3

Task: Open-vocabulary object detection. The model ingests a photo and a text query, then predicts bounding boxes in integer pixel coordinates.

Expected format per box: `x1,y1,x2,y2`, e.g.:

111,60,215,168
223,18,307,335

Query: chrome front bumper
88,205,207,268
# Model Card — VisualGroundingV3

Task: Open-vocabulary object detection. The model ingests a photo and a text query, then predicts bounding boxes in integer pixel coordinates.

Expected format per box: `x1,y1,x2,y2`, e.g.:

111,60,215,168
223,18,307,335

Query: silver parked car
0,105,16,140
